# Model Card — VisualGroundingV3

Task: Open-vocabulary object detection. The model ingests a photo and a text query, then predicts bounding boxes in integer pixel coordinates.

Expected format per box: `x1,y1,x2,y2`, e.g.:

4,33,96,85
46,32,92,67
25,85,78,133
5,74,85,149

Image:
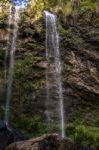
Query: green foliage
74,125,99,149
12,118,99,149
80,0,98,11
65,124,99,149
0,0,10,3
12,115,48,138
26,0,99,24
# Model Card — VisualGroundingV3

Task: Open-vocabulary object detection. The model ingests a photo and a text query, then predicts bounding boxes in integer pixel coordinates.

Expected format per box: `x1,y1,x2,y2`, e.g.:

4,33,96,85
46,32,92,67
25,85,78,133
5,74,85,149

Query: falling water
5,6,20,126
7,5,13,41
44,11,65,138
4,5,13,80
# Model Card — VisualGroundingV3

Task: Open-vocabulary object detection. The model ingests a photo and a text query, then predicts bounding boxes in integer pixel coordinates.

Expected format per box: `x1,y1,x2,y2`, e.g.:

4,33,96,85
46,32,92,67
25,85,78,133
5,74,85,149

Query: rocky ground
6,134,95,150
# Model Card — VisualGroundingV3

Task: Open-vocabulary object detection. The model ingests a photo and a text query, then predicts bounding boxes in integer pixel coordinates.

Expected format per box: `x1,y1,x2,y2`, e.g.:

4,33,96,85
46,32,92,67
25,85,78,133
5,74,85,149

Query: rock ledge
6,134,94,150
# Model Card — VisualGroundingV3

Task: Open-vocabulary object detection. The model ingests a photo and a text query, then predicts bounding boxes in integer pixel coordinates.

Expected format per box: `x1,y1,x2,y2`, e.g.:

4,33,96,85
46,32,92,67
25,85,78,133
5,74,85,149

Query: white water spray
44,11,65,138
5,6,20,126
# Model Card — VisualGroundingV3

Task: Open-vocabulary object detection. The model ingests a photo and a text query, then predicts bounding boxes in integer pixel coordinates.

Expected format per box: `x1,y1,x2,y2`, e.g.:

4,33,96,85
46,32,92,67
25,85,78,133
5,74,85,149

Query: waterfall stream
5,6,20,126
44,11,65,138
7,5,13,41
4,5,12,80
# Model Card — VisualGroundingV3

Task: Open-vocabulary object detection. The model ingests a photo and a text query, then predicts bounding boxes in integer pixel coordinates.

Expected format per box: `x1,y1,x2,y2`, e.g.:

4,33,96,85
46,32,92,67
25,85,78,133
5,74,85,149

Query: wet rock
36,61,48,69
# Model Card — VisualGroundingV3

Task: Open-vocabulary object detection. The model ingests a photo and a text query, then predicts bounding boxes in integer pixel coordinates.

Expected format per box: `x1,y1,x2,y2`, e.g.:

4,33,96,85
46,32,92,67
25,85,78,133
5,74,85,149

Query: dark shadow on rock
0,120,25,150
0,120,14,150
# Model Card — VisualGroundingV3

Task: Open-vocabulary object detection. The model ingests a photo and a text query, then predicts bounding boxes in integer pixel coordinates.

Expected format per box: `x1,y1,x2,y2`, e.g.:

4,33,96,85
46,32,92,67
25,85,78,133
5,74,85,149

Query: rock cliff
0,2,99,149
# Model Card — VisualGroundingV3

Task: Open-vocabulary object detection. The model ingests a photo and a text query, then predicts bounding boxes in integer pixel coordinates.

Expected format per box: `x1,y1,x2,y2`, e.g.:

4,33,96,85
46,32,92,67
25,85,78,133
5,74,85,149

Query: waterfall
5,6,20,126
4,5,12,80
7,5,12,41
44,11,65,138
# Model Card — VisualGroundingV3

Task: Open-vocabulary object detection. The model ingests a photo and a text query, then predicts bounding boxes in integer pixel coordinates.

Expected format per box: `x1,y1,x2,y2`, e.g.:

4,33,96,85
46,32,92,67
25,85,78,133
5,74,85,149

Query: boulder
6,134,94,150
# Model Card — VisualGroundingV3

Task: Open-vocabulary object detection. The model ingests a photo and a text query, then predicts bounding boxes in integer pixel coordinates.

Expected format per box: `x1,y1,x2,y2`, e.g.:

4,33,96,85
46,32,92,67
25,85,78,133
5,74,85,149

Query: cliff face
60,12,99,124
0,4,99,149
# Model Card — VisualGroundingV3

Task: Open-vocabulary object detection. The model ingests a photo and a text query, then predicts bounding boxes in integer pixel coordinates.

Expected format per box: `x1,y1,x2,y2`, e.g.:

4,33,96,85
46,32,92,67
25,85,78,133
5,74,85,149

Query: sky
12,0,28,7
